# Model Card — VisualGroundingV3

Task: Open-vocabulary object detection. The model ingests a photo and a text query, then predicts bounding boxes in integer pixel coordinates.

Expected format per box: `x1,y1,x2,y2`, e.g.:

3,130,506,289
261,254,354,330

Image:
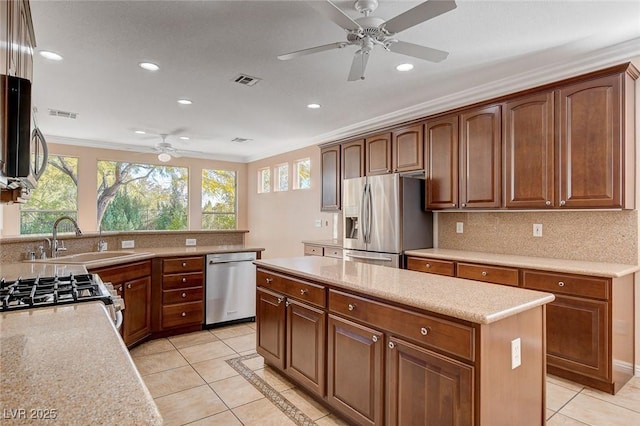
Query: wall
246,145,336,259
0,141,248,237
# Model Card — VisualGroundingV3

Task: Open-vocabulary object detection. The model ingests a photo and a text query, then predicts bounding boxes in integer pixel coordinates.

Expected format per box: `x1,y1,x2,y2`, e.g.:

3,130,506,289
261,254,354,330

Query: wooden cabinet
406,256,455,276
327,314,384,426
90,260,152,347
341,139,365,179
387,337,473,426
457,262,519,287
365,132,392,176
321,145,341,211
425,115,459,209
256,269,326,397
303,242,342,259
392,124,423,173
504,91,555,208
160,256,204,330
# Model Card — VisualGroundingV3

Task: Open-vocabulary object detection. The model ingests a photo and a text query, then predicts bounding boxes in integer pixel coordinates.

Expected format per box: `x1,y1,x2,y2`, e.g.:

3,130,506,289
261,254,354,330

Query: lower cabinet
256,287,286,369
158,256,204,331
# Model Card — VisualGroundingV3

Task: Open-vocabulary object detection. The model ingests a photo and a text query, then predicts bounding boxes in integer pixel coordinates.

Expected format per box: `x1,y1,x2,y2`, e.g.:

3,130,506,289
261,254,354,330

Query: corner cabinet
321,145,341,211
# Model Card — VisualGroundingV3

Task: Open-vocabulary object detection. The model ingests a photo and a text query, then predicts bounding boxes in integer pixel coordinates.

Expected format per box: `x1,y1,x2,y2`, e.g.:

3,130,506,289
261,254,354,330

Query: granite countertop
301,239,342,248
0,302,162,424
404,248,639,278
255,256,554,325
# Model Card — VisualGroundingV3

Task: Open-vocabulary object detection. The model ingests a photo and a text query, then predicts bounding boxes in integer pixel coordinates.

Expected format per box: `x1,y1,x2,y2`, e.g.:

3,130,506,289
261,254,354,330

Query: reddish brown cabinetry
321,145,341,211
365,132,392,176
425,115,459,209
392,124,424,173
160,256,204,330
341,139,365,180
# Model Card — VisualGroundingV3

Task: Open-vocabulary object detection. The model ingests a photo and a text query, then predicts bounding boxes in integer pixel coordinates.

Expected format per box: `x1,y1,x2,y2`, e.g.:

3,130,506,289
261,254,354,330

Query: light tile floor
131,322,640,425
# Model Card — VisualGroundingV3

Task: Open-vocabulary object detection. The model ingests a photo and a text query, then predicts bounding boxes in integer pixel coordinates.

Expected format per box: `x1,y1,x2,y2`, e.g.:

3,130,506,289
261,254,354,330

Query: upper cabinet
341,139,365,180
365,132,392,176
425,115,459,209
392,124,424,173
321,145,341,211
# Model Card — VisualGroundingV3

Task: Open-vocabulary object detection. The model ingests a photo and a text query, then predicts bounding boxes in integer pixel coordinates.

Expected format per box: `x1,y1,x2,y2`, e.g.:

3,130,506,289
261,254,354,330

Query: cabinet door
286,299,326,397
504,91,554,208
365,132,392,176
459,105,502,208
256,287,286,370
327,315,384,426
387,337,473,426
546,295,609,381
342,139,365,179
392,124,424,173
558,74,622,208
425,115,459,209
123,276,152,346
321,146,341,211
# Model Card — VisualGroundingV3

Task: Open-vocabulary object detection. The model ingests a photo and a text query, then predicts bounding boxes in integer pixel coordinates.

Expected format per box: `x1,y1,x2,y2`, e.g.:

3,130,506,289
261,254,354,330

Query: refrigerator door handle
360,182,368,243
366,182,373,244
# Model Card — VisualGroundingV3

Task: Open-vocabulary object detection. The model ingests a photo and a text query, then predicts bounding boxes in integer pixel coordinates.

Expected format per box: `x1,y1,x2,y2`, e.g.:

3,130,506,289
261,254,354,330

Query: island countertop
254,256,555,325
0,302,162,425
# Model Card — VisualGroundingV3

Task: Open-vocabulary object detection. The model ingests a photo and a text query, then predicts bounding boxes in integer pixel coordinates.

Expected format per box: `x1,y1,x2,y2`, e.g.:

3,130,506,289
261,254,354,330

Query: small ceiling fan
278,0,457,81
153,134,182,162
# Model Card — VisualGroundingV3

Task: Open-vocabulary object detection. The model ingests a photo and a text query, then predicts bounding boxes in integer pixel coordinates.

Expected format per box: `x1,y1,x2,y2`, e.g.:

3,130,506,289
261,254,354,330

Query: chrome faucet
52,216,82,258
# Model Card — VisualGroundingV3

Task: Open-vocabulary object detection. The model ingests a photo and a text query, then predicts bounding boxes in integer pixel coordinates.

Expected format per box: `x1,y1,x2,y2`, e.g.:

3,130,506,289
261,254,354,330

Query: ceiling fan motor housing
354,0,379,15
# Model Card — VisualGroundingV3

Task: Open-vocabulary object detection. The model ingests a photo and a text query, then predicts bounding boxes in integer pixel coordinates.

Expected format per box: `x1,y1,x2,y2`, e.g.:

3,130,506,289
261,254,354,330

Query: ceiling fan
153,134,182,162
278,0,457,81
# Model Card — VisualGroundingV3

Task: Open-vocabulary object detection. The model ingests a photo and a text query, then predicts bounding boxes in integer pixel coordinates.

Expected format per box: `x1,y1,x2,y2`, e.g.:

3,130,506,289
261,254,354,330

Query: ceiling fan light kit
278,0,456,81
157,152,171,162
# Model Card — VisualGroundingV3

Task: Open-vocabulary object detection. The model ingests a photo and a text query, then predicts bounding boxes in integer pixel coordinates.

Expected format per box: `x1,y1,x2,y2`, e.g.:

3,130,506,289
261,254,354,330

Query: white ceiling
30,0,640,163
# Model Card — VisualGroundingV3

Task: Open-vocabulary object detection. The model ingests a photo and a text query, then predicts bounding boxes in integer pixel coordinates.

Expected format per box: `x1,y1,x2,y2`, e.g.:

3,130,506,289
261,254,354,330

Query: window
274,163,288,192
202,169,237,230
258,167,271,193
97,161,188,231
20,156,78,234
293,158,311,190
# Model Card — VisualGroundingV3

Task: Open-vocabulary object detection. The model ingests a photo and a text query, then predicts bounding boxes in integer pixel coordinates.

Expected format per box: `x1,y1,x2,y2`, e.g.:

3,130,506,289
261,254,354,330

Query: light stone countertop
0,302,162,425
255,256,555,325
404,248,639,278
301,239,342,248
0,263,89,281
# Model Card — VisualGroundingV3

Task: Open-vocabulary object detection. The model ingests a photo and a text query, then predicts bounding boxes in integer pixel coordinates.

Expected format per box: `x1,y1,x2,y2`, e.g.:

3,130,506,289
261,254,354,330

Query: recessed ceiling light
134,130,146,135
139,62,159,71
396,63,414,72
177,99,193,105
39,51,63,61
179,136,189,141
307,103,321,109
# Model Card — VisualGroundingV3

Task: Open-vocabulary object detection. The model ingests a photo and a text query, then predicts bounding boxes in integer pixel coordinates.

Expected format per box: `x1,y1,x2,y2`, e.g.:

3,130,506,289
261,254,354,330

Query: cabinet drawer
162,301,203,329
522,270,609,300
304,245,323,256
324,247,343,259
90,260,151,283
329,290,474,361
457,262,519,286
163,256,204,274
258,269,325,308
406,257,455,276
163,272,203,290
163,287,203,304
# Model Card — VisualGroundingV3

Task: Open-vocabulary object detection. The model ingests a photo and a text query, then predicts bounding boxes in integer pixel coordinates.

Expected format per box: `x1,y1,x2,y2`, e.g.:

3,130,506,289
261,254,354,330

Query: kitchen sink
25,251,152,265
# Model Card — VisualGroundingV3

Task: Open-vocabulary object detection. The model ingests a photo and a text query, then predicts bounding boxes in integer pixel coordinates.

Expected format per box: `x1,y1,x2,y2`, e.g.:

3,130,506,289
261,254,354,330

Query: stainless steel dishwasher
205,252,257,326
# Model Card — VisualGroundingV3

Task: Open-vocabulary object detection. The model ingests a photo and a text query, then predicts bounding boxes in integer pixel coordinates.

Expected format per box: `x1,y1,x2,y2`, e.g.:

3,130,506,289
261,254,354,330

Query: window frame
293,157,311,190
257,167,271,194
273,162,289,192
201,168,237,230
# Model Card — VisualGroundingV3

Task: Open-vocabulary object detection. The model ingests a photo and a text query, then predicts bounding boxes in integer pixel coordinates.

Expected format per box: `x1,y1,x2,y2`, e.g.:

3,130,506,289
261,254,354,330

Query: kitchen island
255,256,555,426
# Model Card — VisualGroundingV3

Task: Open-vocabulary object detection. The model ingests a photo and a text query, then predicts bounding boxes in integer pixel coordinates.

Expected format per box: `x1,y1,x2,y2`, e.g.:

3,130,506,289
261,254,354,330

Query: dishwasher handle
208,259,255,265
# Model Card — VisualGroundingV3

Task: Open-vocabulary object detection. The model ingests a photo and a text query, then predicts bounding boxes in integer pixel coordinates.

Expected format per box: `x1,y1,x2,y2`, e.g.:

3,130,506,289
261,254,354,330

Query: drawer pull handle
558,281,565,287
420,327,430,336
388,342,395,349
182,277,187,283
300,289,308,295
426,263,431,268
265,277,273,284
481,271,488,277
181,292,187,298
182,262,187,267
372,335,378,343
348,303,356,311
127,283,131,289
277,297,284,305
181,312,186,317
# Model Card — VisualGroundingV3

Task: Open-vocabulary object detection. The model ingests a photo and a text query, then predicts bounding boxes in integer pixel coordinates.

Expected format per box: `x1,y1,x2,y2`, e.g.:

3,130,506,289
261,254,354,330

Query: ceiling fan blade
348,52,369,81
307,0,362,31
168,127,187,136
382,0,457,34
388,41,449,62
278,42,347,60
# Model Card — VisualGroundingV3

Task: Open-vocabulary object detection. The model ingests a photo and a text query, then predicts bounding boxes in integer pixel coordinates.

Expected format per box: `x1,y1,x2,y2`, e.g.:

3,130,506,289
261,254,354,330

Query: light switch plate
456,222,464,234
121,240,135,249
533,224,543,237
511,338,521,369
186,238,196,246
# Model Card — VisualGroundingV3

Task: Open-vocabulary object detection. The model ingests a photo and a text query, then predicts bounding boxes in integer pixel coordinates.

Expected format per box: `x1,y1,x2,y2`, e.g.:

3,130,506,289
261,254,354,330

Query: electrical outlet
456,222,464,234
121,240,135,249
533,224,543,237
511,338,521,369
185,238,196,246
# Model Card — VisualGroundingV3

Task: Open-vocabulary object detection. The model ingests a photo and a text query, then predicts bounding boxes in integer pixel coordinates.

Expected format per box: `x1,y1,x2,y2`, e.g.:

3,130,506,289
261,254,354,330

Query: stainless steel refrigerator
342,174,433,268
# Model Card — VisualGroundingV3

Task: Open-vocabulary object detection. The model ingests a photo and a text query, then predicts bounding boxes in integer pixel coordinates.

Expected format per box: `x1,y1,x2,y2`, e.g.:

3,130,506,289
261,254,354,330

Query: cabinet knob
127,283,132,289
545,200,551,206
348,303,356,311
182,262,187,267
558,281,565,287
420,327,430,336
425,263,431,269
285,300,290,307
181,292,187,298
461,203,467,208
452,203,456,207
481,271,488,277
182,277,187,283
277,297,284,305
265,277,273,284
181,312,186,317
560,200,566,206
388,342,395,349
372,335,378,343
117,286,123,292
300,289,308,296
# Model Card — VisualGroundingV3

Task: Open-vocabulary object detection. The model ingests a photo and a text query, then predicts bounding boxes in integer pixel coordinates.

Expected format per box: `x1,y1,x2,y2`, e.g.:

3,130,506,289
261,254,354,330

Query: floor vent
231,137,252,144
48,109,78,119
233,74,261,87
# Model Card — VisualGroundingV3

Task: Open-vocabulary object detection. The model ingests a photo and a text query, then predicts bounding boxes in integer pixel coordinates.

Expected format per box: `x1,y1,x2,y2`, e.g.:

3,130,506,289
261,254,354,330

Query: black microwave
1,74,47,190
